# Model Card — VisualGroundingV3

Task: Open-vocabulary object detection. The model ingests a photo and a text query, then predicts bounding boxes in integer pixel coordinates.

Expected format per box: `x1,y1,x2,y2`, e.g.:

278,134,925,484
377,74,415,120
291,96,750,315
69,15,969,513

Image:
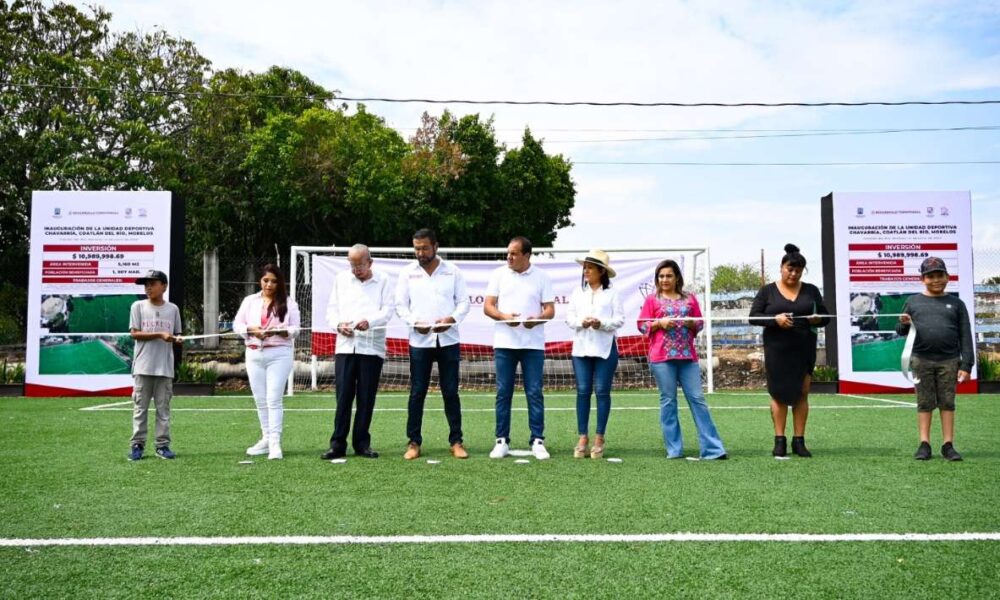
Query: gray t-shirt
129,299,182,377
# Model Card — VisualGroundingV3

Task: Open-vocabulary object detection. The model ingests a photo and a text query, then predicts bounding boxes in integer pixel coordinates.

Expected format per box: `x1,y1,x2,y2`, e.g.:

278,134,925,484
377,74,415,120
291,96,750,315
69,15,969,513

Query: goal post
288,245,714,396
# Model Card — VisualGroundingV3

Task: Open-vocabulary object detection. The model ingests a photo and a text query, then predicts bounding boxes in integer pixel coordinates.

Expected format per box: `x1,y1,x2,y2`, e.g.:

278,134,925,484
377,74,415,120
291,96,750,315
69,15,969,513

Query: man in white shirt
395,228,471,460
484,236,555,460
321,244,393,459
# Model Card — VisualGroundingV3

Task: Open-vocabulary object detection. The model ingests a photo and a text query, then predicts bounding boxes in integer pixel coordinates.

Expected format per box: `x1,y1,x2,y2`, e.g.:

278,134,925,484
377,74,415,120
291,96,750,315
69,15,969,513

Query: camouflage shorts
911,356,959,412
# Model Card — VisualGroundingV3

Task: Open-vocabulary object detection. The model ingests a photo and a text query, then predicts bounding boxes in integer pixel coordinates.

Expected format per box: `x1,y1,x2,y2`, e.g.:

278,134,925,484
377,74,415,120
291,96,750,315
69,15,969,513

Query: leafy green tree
181,66,333,257
711,262,762,292
497,128,575,247
244,104,409,250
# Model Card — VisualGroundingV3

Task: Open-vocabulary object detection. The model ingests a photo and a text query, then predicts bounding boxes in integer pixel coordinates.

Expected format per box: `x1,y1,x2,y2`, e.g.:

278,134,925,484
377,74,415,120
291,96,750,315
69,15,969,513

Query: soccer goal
287,245,715,395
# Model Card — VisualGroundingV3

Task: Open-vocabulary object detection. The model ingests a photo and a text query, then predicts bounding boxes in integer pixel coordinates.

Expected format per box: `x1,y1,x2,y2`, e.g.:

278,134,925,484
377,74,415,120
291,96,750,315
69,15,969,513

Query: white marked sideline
80,405,909,413
2,532,998,547
841,394,916,407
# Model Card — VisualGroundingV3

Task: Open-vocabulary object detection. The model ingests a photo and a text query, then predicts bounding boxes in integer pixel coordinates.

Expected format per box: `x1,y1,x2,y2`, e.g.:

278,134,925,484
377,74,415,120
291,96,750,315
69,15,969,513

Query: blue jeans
407,344,462,445
649,360,726,459
494,348,545,444
572,343,619,435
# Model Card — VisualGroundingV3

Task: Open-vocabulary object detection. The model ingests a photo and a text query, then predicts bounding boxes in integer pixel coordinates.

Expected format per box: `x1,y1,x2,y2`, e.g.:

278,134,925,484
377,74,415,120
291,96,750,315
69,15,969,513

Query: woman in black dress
750,244,830,457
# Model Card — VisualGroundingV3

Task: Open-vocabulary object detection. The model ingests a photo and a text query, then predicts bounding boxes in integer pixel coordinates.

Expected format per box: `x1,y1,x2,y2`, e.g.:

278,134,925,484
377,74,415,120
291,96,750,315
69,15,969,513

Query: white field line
841,394,916,407
2,532,998,547
79,405,910,413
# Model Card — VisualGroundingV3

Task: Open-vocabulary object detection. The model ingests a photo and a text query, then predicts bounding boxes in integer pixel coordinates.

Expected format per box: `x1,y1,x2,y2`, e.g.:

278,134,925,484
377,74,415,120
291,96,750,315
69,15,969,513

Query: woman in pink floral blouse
637,259,727,459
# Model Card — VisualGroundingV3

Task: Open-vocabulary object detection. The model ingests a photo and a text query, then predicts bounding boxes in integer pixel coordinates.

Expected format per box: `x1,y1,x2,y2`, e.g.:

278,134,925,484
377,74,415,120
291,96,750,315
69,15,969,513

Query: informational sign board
25,191,173,397
821,191,976,393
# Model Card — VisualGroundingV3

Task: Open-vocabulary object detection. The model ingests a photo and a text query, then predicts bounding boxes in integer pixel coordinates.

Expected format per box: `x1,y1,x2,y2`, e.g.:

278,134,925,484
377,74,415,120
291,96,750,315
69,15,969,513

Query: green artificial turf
1,391,998,598
37,339,130,375
67,295,138,333
851,337,907,372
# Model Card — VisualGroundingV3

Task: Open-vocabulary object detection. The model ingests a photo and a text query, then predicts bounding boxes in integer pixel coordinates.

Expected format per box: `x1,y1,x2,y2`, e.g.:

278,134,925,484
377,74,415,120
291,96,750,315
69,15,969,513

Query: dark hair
413,228,437,245
654,259,685,296
580,263,611,290
510,236,532,255
781,243,806,269
260,263,288,321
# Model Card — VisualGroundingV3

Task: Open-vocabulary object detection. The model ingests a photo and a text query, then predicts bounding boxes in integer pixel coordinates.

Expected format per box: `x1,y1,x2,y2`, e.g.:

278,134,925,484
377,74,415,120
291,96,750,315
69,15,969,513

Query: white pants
245,346,293,437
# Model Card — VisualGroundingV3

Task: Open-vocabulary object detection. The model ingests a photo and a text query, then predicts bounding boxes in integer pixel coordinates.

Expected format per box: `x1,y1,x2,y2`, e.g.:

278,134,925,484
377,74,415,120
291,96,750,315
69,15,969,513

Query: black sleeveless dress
749,283,830,405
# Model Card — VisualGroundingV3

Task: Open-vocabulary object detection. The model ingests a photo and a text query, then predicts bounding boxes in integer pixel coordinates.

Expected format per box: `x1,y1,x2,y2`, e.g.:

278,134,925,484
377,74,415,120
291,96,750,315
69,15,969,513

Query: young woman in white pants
234,264,300,459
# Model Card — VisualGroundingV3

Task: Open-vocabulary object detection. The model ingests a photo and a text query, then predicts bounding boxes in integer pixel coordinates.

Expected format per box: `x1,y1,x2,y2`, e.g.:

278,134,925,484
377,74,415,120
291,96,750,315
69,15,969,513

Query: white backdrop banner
26,191,173,396
309,255,673,354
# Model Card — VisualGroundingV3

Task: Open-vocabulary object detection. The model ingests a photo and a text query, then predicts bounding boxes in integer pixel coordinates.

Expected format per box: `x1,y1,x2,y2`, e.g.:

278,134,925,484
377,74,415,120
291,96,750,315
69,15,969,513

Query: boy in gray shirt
128,270,183,461
896,257,974,462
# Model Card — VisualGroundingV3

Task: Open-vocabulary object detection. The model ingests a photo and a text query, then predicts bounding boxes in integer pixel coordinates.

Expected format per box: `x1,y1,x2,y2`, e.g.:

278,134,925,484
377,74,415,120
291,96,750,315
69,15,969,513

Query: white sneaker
489,438,510,459
268,442,283,460
246,438,269,456
531,439,550,460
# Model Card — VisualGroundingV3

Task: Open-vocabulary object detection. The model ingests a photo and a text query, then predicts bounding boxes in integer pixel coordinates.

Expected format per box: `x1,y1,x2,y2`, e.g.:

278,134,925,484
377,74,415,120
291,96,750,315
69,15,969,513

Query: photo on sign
39,293,141,333
38,334,133,376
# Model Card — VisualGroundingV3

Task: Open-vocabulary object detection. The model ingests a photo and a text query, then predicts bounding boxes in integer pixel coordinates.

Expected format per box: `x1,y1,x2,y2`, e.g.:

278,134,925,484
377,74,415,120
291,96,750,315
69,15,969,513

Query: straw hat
575,249,616,278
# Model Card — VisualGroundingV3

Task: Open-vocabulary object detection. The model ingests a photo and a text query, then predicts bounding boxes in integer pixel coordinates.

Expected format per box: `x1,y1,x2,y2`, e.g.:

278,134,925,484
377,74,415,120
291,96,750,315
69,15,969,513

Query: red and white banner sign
309,254,677,357
829,191,976,393
25,191,173,397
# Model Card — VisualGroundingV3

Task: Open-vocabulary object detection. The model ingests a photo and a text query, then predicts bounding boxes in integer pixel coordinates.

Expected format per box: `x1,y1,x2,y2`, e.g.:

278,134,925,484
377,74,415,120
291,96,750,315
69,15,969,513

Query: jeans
245,346,293,437
649,360,726,459
407,343,463,445
494,348,545,444
572,343,619,435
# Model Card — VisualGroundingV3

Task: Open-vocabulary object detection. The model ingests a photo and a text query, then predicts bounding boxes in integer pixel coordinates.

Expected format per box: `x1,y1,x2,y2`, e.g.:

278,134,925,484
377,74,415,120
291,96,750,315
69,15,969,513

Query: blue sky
83,0,1000,277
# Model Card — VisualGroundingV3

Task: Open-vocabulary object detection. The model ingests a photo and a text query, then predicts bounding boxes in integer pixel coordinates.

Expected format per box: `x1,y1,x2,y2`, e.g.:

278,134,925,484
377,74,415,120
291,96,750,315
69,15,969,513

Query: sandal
574,436,589,459
590,435,605,459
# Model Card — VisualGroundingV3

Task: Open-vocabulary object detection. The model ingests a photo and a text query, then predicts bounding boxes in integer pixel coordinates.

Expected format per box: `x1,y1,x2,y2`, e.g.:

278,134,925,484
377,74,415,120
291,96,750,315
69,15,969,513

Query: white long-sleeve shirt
326,270,394,358
395,259,470,348
565,284,625,358
233,292,301,349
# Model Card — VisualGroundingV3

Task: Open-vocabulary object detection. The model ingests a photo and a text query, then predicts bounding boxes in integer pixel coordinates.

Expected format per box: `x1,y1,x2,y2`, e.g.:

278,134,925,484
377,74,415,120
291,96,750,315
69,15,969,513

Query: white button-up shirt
565,284,625,358
395,259,470,348
233,292,301,350
486,264,555,350
326,269,394,358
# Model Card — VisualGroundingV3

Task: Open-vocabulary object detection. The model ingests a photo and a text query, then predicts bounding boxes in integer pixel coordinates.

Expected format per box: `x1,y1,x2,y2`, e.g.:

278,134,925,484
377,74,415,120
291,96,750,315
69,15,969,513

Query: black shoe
355,448,379,459
714,454,728,460
321,448,346,460
941,442,963,462
772,436,787,457
791,437,812,458
914,441,932,460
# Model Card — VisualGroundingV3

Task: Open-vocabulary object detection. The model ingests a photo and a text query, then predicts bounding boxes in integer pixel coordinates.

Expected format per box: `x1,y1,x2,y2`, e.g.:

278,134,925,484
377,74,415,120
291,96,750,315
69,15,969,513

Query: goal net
288,246,715,395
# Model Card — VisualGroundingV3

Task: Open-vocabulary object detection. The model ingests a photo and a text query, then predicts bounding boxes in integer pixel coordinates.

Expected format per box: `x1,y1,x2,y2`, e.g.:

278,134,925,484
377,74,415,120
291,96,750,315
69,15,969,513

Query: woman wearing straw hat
638,259,727,460
566,250,625,459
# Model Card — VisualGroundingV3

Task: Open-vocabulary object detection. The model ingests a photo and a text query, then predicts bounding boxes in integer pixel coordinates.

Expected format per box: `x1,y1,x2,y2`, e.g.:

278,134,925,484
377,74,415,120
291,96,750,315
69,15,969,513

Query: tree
181,66,333,258
244,104,409,250
497,128,575,247
711,262,762,292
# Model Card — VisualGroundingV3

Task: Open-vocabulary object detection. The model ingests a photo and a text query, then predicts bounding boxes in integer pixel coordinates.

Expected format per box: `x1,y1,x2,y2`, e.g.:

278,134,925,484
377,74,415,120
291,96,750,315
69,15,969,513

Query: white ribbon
900,323,920,384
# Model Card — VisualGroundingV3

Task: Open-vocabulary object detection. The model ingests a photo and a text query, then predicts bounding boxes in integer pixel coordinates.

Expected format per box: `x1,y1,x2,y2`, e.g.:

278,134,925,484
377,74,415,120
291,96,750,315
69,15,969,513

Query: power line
4,82,1000,108
543,125,1000,144
574,160,1000,166
342,97,1000,108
